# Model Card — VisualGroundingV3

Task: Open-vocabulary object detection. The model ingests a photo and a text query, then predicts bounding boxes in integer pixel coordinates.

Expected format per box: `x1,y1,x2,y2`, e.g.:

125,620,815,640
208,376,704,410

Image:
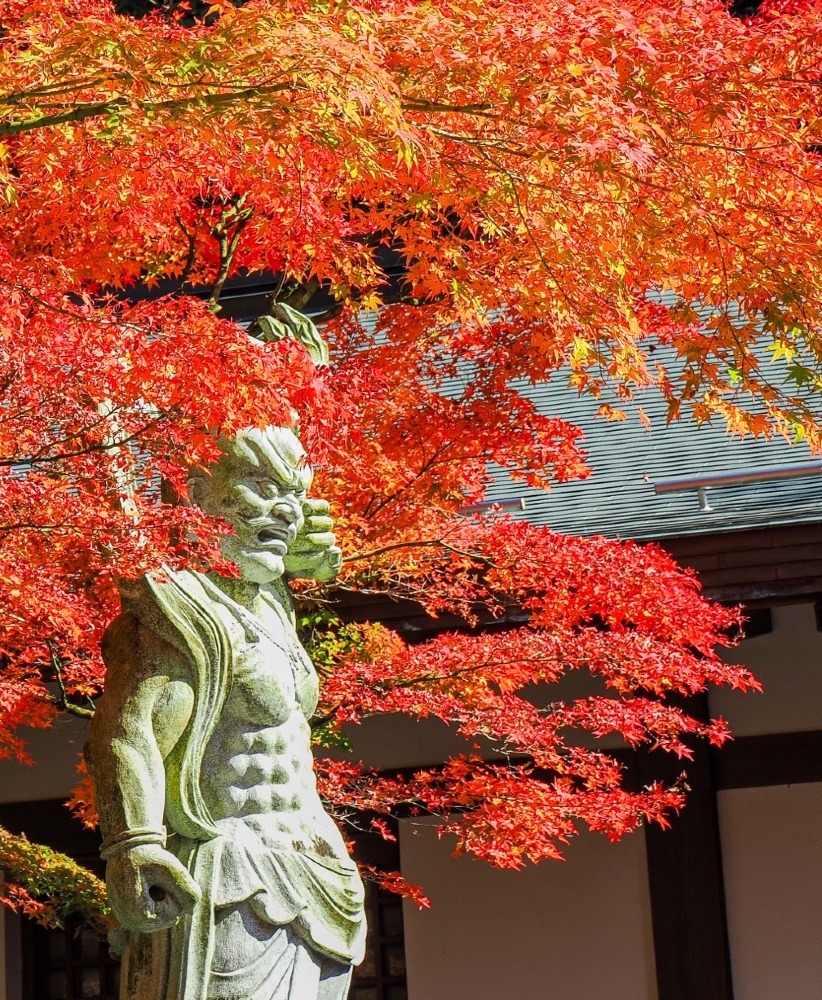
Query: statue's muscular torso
168,592,350,865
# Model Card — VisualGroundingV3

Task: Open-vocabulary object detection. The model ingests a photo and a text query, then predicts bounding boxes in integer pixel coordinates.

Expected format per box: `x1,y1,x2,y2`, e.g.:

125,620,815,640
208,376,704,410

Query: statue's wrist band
100,826,167,860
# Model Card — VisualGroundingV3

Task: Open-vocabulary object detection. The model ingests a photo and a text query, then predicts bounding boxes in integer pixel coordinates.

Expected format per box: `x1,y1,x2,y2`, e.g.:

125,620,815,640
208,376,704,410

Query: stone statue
85,426,366,1000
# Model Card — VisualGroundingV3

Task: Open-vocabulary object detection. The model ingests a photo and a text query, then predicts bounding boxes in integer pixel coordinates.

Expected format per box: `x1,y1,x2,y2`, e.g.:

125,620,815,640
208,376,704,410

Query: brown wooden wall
335,522,822,633
662,522,822,605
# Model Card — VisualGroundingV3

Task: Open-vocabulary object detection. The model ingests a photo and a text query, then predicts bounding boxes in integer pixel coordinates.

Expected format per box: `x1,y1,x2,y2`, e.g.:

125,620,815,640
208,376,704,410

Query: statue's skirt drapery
119,823,364,1000
209,924,353,999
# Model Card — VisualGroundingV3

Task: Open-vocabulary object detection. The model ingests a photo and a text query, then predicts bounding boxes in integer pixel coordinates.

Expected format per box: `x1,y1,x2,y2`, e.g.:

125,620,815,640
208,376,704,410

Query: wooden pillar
638,696,735,1000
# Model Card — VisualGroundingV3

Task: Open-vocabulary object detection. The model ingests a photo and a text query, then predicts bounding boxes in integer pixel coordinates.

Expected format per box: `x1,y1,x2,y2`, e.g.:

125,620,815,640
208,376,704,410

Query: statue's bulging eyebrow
219,426,313,494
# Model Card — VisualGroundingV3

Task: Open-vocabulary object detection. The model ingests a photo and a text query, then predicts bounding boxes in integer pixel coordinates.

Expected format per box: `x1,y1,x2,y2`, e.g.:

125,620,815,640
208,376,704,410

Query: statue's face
190,429,310,584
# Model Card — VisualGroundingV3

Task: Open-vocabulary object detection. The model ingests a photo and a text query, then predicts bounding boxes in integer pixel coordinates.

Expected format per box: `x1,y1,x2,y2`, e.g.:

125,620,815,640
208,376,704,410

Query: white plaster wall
710,603,822,737
399,817,657,1000
718,783,822,1000
0,714,90,804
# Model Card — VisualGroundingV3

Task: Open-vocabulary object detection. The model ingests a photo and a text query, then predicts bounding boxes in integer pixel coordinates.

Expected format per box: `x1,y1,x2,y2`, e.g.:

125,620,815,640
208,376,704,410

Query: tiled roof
336,309,822,543
484,371,822,542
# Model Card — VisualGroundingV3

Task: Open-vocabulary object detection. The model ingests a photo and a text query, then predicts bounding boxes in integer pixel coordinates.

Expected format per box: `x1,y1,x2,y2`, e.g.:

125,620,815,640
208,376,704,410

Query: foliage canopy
1,0,817,920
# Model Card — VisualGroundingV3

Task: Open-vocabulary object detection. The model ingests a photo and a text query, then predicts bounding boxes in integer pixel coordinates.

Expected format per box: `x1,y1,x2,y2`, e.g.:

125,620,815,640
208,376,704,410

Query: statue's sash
119,568,232,842
117,568,234,999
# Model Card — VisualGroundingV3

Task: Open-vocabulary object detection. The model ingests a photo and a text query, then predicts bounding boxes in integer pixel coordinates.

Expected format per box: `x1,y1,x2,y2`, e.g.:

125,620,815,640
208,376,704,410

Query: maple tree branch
0,275,157,333
343,538,494,565
367,445,468,518
209,197,254,311
381,656,554,693
175,212,201,288
401,96,498,119
0,521,73,534
313,657,545,730
0,403,128,455
279,276,322,312
418,123,533,158
0,77,112,105
0,81,296,137
0,98,129,135
46,643,96,720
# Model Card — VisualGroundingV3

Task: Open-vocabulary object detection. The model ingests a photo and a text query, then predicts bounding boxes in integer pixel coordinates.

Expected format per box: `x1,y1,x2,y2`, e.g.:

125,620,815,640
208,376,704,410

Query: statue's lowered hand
106,844,201,933
284,498,343,582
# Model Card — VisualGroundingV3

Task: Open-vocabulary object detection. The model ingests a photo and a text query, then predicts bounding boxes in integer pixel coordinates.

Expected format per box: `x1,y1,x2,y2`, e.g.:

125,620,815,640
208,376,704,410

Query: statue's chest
216,605,319,726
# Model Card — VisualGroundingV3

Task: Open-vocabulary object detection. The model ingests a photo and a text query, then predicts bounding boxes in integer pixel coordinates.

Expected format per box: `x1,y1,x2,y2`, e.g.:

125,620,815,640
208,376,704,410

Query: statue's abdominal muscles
203,711,320,827
199,603,344,860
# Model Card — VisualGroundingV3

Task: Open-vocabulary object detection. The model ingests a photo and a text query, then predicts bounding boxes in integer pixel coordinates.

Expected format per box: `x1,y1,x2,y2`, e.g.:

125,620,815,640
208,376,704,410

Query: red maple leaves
0,0,817,915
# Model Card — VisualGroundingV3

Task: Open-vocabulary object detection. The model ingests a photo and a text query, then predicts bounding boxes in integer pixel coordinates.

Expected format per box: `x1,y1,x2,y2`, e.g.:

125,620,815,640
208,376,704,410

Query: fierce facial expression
189,427,312,584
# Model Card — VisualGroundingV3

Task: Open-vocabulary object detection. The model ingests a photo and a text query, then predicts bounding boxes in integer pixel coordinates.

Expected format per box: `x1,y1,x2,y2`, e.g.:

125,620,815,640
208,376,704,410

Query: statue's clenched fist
106,845,201,933
284,498,343,582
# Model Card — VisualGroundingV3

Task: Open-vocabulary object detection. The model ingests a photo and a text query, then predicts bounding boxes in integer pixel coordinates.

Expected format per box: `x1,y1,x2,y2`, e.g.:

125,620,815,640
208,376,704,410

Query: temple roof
485,373,822,542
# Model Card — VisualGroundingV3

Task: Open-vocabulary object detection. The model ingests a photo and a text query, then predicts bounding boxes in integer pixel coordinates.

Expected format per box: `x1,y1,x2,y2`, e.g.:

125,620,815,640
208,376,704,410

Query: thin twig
343,538,494,565
47,642,96,720
0,417,165,468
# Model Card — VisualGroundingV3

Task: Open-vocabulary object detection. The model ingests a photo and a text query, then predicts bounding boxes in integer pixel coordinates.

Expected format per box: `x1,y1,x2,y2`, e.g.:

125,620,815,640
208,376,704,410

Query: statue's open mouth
257,526,290,551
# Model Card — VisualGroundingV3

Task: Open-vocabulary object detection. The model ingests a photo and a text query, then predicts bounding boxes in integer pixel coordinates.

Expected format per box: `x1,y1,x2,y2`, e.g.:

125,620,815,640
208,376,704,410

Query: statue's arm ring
100,826,167,860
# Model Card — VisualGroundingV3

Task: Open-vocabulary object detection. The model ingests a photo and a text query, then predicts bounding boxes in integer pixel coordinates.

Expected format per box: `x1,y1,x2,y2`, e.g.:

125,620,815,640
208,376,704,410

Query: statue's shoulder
115,568,214,642
103,571,206,682
101,607,191,684
260,580,297,627
101,609,140,664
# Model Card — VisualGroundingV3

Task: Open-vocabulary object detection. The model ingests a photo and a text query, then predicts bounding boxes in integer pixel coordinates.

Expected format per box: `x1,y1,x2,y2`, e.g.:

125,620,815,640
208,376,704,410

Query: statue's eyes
234,479,276,497
258,482,282,499
230,479,295,503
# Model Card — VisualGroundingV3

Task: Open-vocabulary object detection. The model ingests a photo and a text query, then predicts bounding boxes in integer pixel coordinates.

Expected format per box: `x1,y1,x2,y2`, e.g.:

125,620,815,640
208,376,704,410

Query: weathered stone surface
86,426,365,1000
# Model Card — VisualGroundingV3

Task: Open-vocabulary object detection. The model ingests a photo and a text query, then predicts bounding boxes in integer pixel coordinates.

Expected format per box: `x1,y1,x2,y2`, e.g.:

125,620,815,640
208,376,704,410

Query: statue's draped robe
115,570,366,1000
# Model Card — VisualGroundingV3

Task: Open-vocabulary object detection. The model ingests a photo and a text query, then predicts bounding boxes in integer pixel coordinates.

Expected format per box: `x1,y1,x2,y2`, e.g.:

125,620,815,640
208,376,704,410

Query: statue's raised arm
85,426,365,1000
